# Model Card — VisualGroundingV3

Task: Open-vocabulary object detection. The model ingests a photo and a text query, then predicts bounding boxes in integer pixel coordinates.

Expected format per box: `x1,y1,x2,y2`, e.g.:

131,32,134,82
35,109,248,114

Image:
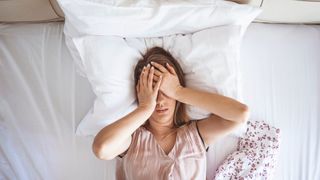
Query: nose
156,91,166,106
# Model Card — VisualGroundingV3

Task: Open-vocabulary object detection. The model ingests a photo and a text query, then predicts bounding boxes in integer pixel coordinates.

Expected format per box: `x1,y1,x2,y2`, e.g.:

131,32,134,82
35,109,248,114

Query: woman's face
149,90,176,125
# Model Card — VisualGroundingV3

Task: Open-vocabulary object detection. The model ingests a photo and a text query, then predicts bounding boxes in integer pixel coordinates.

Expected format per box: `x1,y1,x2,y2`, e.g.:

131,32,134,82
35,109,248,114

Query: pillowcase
58,0,261,137
214,120,281,179
74,25,247,137
58,0,260,37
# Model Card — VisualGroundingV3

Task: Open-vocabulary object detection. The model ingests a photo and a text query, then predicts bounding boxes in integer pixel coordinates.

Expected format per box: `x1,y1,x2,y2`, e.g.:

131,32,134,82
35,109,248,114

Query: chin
150,111,173,122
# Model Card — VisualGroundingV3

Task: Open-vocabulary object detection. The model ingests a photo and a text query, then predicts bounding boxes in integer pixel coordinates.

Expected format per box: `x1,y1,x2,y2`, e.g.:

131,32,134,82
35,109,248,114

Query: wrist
173,86,185,101
137,106,154,115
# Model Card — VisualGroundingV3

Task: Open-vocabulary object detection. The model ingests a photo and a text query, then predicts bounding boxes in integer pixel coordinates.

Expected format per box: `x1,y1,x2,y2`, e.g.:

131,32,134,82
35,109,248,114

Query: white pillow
74,25,247,137
58,0,260,37
58,0,261,137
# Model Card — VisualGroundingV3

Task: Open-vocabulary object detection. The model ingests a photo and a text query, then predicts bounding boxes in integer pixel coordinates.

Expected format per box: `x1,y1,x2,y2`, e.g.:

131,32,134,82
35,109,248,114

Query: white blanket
1,21,320,180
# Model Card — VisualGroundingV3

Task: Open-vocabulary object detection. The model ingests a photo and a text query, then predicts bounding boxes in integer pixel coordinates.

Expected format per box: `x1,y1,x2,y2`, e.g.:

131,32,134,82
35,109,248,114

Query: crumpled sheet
214,121,281,180
1,22,320,180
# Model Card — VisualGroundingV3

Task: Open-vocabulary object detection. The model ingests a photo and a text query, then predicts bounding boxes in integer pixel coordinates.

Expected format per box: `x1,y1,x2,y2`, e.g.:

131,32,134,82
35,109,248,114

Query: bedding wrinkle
1,18,320,180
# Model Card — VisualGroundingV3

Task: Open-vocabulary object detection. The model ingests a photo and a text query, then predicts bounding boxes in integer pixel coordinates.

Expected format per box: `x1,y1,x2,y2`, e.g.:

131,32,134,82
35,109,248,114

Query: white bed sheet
0,22,319,180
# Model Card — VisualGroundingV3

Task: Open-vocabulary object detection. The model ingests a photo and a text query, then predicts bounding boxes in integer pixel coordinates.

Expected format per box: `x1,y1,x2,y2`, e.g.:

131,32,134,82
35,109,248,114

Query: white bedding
61,0,260,138
0,22,319,179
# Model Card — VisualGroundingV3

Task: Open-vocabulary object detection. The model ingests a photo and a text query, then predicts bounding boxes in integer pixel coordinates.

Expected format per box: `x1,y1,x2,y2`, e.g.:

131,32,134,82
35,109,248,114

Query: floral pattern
214,120,281,180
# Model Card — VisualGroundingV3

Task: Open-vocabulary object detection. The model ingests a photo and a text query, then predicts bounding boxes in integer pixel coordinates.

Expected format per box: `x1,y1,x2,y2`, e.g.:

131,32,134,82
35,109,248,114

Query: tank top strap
181,120,208,152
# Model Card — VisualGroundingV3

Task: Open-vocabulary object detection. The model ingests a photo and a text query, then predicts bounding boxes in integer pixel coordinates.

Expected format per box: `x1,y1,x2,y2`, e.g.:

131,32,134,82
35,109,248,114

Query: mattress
0,22,319,180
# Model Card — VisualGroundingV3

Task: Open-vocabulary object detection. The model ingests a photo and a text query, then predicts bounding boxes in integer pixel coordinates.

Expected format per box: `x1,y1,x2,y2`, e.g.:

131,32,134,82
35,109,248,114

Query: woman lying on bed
92,47,250,180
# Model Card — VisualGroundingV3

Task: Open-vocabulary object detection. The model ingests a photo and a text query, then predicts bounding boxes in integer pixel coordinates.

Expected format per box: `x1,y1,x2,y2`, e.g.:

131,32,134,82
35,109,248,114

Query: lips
156,108,168,113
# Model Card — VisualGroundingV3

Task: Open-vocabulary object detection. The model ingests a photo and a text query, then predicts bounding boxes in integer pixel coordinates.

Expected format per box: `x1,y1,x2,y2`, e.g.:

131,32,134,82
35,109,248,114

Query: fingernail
150,62,154,64
147,64,150,67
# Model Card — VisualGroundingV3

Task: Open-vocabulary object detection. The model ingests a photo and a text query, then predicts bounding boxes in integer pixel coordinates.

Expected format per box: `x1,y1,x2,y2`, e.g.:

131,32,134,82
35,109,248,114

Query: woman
92,47,250,180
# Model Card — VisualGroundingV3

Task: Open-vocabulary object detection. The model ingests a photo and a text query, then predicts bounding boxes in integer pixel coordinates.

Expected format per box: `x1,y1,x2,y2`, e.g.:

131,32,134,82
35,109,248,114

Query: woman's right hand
136,63,162,113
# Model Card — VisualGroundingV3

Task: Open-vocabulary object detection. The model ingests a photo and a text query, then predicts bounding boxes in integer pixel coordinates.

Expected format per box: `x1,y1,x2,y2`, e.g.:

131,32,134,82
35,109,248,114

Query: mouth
156,108,168,113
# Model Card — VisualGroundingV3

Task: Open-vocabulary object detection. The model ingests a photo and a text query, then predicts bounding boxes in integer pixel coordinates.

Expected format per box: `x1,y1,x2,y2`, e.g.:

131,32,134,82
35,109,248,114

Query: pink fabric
214,120,281,180
116,120,207,180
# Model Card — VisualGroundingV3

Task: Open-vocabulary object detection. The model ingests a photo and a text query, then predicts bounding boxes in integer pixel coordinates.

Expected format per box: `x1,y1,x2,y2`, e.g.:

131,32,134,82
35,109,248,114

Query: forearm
93,107,151,150
175,87,249,122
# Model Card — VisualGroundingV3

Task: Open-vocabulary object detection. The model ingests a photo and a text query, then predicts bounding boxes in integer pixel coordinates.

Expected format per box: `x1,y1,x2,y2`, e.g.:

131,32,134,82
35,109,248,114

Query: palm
136,64,162,111
150,62,182,99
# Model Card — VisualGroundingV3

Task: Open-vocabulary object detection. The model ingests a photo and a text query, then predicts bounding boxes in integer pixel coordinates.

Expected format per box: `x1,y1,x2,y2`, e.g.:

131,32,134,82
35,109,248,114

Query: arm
93,64,162,160
174,87,250,146
151,61,248,122
150,61,250,146
92,107,153,160
174,87,249,123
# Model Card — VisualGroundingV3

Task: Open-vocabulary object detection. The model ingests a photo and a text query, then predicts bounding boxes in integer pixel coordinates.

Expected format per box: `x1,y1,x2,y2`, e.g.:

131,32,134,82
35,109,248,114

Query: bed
1,1,320,180
1,20,319,180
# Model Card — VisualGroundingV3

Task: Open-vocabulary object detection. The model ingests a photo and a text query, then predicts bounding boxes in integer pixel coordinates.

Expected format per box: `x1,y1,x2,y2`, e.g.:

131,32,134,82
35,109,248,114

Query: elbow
92,142,114,160
238,104,250,123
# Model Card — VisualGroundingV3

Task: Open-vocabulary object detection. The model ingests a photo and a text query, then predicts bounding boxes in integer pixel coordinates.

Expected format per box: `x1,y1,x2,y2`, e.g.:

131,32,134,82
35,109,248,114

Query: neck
146,118,175,137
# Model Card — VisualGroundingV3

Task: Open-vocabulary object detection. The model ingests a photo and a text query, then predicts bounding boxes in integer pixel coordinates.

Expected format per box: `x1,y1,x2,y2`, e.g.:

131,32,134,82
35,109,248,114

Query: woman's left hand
150,61,183,99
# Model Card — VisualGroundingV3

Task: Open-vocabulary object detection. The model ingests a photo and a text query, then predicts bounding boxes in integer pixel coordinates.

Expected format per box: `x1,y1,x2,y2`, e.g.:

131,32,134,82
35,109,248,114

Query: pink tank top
115,120,208,180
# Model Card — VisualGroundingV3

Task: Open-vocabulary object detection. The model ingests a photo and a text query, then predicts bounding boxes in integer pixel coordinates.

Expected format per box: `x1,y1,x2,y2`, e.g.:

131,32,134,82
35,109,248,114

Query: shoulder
116,126,146,159
181,120,209,152
196,114,243,146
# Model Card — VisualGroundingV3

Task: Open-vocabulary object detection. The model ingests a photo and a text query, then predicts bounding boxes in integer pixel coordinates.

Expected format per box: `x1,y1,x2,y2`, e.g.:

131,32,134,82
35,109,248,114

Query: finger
153,75,160,81
138,79,142,93
166,63,177,75
136,81,141,103
150,61,168,73
139,67,144,85
153,69,162,77
148,66,154,90
152,78,158,87
154,75,162,91
142,65,149,87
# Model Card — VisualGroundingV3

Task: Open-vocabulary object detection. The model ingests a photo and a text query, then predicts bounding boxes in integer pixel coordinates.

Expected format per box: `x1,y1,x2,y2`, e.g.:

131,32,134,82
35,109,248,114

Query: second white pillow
75,25,247,137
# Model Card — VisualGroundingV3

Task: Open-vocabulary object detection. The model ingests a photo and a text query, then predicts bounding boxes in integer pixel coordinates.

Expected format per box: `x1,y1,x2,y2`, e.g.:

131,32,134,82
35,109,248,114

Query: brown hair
134,47,190,128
